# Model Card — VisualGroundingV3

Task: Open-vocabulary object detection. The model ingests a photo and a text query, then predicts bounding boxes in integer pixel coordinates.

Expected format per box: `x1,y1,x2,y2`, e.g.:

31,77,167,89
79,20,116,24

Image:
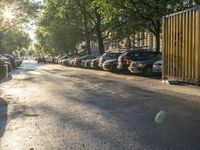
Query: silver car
153,59,162,73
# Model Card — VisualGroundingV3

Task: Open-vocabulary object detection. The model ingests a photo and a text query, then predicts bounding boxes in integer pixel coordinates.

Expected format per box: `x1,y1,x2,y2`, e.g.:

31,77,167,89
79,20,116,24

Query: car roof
127,49,156,52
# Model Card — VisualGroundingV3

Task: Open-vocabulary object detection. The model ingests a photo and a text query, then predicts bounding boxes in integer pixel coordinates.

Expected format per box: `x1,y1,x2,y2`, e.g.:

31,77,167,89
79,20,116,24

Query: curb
161,80,181,85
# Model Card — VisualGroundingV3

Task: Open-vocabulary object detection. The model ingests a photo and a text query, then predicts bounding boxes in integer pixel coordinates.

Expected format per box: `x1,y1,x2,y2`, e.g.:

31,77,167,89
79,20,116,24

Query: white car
153,59,162,73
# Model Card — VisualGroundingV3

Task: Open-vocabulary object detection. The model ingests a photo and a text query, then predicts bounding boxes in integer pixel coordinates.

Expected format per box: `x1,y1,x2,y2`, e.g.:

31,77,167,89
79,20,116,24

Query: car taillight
124,56,129,64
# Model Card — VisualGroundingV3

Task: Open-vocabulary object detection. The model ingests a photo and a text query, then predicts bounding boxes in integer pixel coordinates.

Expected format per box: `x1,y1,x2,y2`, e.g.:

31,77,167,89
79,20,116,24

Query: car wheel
110,64,117,73
144,66,153,77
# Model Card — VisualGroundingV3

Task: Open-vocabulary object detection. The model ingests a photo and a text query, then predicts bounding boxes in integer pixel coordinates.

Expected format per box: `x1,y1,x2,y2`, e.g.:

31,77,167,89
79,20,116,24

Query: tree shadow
0,97,8,138
48,79,200,150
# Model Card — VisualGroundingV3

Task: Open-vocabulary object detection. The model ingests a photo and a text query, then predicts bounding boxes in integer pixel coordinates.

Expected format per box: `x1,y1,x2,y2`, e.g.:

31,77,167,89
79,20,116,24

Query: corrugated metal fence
162,6,200,85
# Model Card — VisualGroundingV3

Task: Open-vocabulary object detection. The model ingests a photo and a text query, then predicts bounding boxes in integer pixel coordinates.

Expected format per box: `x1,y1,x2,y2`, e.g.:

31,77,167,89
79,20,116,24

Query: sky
27,0,43,41
26,22,37,41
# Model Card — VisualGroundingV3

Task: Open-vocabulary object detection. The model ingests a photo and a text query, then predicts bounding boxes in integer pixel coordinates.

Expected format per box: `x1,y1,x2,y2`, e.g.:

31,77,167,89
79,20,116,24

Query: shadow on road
32,73,200,150
0,97,8,138
67,87,200,149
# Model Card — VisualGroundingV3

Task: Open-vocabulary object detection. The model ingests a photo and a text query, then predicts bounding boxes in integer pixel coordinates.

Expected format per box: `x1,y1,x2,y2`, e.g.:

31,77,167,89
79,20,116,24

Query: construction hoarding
163,6,200,85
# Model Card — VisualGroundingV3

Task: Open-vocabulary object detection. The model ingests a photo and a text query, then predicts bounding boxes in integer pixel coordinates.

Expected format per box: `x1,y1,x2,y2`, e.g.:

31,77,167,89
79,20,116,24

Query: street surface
0,61,200,150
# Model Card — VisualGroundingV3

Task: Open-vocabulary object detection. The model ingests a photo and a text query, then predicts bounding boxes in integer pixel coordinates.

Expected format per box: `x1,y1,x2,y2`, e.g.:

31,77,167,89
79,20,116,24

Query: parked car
0,55,12,73
3,54,15,68
49,56,56,63
99,52,122,68
69,56,81,66
15,57,23,67
74,55,97,67
37,56,46,64
55,54,65,64
128,51,162,76
81,59,87,68
58,55,68,64
63,56,77,66
85,59,93,68
84,56,100,68
153,59,162,74
5,61,12,73
91,57,100,69
118,49,157,71
0,58,8,80
103,58,119,72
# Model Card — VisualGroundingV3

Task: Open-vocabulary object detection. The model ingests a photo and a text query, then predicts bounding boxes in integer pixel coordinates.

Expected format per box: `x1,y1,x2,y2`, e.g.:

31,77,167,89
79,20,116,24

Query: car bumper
153,67,162,73
99,63,104,69
117,64,128,70
75,61,82,67
91,63,99,68
128,67,144,74
102,64,110,71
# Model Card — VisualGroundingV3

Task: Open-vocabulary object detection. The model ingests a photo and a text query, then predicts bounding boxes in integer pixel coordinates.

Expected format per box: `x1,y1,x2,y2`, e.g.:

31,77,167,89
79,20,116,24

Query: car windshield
120,50,131,57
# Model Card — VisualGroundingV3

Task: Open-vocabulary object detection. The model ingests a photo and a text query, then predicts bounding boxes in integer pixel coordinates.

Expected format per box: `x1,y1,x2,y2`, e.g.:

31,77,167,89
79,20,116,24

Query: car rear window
100,53,107,59
120,51,130,57
109,53,121,59
128,51,161,60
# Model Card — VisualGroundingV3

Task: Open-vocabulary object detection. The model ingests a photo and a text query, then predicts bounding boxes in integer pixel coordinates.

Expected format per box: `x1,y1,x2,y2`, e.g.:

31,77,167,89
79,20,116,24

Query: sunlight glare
3,10,14,20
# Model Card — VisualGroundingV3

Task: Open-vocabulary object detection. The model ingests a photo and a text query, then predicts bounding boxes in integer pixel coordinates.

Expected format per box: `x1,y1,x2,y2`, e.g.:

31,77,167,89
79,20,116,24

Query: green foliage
36,0,119,55
36,0,85,55
0,0,40,54
95,0,193,51
0,0,40,32
36,0,198,53
1,28,31,55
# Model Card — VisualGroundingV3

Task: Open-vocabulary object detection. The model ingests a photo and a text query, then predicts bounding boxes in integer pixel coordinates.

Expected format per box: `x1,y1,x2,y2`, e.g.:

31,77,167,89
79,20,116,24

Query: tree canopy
95,0,195,51
36,0,113,55
4,0,196,55
0,0,40,54
1,28,31,55
0,0,40,33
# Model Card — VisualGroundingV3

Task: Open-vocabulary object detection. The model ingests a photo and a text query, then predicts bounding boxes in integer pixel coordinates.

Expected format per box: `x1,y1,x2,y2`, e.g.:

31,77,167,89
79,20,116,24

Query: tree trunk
0,33,3,54
155,20,161,52
155,32,160,52
96,27,104,55
126,37,131,49
86,38,91,55
83,13,91,55
95,9,104,55
0,40,2,54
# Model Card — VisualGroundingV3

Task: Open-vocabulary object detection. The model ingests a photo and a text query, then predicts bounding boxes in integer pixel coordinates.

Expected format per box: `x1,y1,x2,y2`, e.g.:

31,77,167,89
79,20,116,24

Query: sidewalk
112,72,200,103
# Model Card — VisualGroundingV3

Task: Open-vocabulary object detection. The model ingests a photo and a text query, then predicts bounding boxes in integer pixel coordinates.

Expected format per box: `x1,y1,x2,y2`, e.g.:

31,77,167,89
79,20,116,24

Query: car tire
110,64,117,73
144,66,153,77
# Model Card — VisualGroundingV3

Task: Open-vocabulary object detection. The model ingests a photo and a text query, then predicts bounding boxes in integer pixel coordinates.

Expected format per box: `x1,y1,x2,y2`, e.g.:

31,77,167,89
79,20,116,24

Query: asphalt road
0,61,200,150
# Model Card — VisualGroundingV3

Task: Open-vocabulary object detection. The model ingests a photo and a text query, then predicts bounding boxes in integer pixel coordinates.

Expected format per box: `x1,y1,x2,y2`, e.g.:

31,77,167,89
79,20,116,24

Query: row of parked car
0,54,23,80
52,49,163,76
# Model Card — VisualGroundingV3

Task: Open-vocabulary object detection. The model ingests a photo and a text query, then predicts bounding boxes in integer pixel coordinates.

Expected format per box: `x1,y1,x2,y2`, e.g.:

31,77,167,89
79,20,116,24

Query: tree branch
75,0,97,24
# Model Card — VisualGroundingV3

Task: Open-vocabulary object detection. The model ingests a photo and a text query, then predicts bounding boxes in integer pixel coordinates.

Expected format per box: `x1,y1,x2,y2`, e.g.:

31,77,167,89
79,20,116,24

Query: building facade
104,31,162,52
